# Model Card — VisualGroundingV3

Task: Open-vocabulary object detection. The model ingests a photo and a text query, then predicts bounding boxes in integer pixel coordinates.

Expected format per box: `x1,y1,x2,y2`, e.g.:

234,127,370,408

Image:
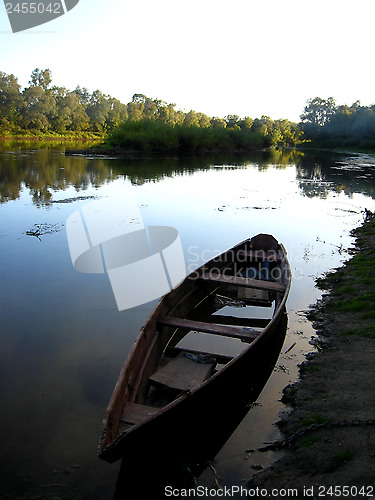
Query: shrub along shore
105,118,282,154
249,212,375,493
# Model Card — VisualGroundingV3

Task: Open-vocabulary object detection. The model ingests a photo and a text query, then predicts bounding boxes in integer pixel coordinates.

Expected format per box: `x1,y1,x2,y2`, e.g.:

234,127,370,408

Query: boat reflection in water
114,312,288,499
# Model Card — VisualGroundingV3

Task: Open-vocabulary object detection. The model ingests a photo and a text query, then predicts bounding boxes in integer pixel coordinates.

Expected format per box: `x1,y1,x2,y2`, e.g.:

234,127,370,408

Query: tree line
0,68,127,134
0,68,302,149
2,68,374,151
300,97,375,149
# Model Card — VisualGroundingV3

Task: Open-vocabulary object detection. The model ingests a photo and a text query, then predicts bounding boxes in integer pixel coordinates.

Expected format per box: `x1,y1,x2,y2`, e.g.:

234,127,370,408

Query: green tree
127,95,145,121
106,97,127,128
29,68,52,90
69,94,90,131
18,68,57,130
0,71,23,127
252,116,272,135
153,100,185,125
132,94,147,105
224,115,240,129
50,86,90,131
210,117,227,128
154,100,173,124
167,106,185,125
275,119,303,146
300,97,336,131
195,112,211,128
50,86,72,131
86,90,111,131
74,86,91,106
238,116,253,130
20,85,57,131
183,110,200,127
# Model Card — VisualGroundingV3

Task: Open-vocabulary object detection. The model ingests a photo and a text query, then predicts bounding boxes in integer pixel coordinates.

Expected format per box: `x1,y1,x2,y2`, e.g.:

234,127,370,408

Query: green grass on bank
316,211,375,339
0,129,105,141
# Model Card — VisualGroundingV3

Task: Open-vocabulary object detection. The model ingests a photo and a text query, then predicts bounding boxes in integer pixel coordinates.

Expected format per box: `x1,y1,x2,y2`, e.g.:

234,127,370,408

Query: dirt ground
249,218,375,498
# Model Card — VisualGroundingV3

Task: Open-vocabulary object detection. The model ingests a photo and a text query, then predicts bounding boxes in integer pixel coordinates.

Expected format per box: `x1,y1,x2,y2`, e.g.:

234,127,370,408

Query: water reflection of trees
0,142,114,204
0,145,304,204
1,143,375,205
295,150,375,199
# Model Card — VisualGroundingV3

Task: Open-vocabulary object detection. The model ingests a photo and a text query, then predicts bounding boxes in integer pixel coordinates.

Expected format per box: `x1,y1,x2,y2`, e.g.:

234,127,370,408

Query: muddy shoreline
249,214,375,497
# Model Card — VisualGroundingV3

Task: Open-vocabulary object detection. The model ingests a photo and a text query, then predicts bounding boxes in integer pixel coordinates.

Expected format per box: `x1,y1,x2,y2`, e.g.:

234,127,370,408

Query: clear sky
1,0,374,122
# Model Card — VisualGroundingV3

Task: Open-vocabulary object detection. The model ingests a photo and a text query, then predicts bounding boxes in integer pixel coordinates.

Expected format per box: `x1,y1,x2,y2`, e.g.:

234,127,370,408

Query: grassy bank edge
248,210,375,489
0,130,105,141
311,210,375,339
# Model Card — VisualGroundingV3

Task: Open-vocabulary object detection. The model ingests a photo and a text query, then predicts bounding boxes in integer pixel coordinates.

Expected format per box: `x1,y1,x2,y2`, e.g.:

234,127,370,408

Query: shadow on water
113,312,288,499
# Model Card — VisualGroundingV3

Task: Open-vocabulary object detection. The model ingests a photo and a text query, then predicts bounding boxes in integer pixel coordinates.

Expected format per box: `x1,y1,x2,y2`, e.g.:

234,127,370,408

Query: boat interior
117,241,287,434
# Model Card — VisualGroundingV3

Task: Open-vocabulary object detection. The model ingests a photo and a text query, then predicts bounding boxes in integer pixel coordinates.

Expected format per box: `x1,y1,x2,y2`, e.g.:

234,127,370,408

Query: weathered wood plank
121,402,157,425
157,315,260,340
199,272,285,291
165,346,234,365
149,353,215,391
191,314,270,328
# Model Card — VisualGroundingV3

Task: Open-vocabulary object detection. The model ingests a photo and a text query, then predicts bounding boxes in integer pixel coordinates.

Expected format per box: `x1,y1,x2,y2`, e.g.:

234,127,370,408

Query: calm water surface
1,143,375,498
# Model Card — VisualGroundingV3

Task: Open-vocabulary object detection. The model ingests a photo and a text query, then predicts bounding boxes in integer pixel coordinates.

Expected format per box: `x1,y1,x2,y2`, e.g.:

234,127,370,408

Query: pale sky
1,0,375,122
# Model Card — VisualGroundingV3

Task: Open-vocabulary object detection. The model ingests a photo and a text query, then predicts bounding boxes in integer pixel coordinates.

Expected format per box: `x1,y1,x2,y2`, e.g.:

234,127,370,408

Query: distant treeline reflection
1,145,375,205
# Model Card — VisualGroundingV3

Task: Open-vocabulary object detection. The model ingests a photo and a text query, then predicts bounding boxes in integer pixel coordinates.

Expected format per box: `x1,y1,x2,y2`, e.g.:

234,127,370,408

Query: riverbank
0,131,105,141
249,212,375,497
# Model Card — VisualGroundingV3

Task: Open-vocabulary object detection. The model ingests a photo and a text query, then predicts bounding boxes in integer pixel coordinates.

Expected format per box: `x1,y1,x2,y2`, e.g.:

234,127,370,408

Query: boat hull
100,310,288,463
98,234,291,463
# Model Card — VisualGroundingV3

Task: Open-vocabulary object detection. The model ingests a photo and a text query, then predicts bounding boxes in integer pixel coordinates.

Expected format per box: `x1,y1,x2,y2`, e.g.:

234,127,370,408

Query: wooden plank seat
121,402,158,426
200,315,270,328
165,346,233,365
199,272,286,292
157,316,260,341
149,353,216,392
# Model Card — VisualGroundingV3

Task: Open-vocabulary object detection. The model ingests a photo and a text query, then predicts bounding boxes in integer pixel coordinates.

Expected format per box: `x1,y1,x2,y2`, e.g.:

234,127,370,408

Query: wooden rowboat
114,315,288,497
98,233,291,463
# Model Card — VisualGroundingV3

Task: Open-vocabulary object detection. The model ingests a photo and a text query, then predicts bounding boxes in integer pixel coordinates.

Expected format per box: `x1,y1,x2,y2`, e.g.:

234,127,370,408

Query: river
1,142,375,498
